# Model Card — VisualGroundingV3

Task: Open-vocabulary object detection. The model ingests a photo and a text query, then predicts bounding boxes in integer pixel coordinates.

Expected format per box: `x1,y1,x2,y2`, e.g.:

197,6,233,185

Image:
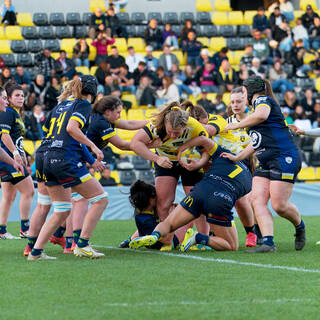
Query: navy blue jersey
0,106,25,157
37,110,53,153
46,98,92,160
86,113,116,150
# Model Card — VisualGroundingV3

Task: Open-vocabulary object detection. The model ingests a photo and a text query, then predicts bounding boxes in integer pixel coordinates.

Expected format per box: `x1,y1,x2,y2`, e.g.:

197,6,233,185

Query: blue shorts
44,154,91,188
0,161,29,185
35,149,47,183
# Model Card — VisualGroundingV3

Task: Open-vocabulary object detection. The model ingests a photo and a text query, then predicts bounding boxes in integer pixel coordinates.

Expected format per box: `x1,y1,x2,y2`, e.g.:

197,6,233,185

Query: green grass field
1,216,320,320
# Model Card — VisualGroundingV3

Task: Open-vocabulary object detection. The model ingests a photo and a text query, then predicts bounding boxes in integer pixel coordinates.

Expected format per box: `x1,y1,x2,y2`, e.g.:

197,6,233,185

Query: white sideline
94,245,320,274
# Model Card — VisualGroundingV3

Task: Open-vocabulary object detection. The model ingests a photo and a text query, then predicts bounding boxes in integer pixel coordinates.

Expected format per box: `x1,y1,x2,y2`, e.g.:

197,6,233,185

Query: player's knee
88,192,108,208
271,199,287,215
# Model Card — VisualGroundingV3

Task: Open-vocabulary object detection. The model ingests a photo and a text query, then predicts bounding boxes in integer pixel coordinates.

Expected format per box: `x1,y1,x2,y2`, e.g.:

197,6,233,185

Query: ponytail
181,100,207,121
57,78,83,103
264,79,279,105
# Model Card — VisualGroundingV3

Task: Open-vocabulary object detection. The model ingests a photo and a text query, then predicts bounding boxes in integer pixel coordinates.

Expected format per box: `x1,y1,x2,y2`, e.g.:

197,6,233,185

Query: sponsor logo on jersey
285,157,292,164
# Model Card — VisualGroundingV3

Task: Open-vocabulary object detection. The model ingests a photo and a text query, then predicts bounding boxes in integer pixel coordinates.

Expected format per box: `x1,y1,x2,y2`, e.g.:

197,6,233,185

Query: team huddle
0,74,307,260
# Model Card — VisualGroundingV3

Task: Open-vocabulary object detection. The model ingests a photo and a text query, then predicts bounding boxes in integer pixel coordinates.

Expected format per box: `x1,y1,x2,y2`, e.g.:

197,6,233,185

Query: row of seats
297,166,320,182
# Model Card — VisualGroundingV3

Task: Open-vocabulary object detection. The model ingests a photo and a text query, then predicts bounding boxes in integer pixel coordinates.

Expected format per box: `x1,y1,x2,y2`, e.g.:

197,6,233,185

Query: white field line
94,245,320,274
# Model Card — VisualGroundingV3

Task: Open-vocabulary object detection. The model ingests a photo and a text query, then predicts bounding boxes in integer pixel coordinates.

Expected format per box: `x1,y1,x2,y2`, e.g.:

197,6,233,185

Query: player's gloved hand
156,156,172,168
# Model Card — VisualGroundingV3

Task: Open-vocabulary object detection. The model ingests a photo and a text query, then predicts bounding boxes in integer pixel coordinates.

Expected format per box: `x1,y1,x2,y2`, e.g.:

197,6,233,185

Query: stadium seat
90,65,98,75
316,77,320,91
163,12,179,25
44,39,60,52
23,140,35,156
119,170,136,185
75,26,88,38
0,40,12,54
17,13,34,26
17,53,33,66
147,12,162,24
60,38,77,55
89,0,106,12
202,24,218,37
39,26,55,39
171,25,183,36
120,109,127,120
172,50,187,65
131,156,151,170
144,108,157,119
86,39,97,61
222,92,230,105
5,26,23,40
297,167,315,181
180,12,195,24
214,0,232,11
314,167,320,179
56,26,72,39
218,25,236,37
196,0,213,11
110,170,120,184
244,11,257,25
66,12,81,25
22,26,38,39
0,27,5,40
131,12,146,25
233,50,245,65
300,0,318,10
117,12,130,25
27,39,43,53
0,53,15,66
228,11,244,25
227,38,242,50
11,40,27,53
209,37,226,51
75,66,90,75
240,37,251,48
294,10,304,20
112,38,127,53
194,24,202,36
138,170,155,184
238,25,251,37
82,12,92,25
33,12,49,26
50,13,65,26
127,38,145,52
309,152,320,166
197,37,210,47
128,109,143,120
196,12,211,25
126,25,136,37
136,25,147,38
303,52,316,64
211,12,228,25
207,93,217,101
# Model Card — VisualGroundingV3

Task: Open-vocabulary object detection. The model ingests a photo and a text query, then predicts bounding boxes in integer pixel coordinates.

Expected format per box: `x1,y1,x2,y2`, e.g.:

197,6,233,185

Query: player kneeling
130,136,252,252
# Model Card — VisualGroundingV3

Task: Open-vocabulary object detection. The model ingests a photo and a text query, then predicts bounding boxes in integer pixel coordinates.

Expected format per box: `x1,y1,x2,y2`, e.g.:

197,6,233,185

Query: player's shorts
35,149,47,183
255,149,301,183
44,154,92,188
154,161,203,186
0,161,29,185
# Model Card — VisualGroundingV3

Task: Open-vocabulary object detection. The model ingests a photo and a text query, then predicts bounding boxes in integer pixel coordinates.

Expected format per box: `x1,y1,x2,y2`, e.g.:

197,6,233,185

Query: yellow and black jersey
207,114,243,155
143,117,208,161
226,114,251,149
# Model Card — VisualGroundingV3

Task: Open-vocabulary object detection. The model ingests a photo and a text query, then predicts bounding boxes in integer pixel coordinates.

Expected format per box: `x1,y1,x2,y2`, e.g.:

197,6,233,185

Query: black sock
254,224,262,239
245,226,254,234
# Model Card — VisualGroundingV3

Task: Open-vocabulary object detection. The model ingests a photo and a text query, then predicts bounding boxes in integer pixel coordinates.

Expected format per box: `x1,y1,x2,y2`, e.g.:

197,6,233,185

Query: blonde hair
57,79,85,103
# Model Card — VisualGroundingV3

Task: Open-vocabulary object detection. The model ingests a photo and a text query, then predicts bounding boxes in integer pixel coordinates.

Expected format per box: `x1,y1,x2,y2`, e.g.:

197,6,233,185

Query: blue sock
295,220,305,231
151,231,161,240
73,229,81,244
65,237,73,249
31,248,43,256
77,237,89,248
27,236,38,249
0,225,7,234
263,236,274,246
20,219,29,232
195,233,209,246
53,226,66,238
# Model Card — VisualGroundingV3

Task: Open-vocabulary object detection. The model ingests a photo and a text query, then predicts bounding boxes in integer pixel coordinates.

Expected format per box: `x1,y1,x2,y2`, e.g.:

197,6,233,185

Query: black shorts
0,162,29,185
35,149,47,183
180,180,237,227
154,161,203,186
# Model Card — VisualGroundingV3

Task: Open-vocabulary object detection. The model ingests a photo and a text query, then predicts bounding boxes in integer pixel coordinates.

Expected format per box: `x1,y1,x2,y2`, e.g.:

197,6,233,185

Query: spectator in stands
144,45,158,72
301,88,315,116
72,38,90,68
214,93,227,116
197,88,216,114
170,63,189,96
310,51,320,76
126,46,144,73
269,60,294,94
156,75,179,107
110,87,132,110
24,104,46,141
196,48,212,70
268,39,282,64
162,23,179,50
1,66,13,86
272,21,292,52
56,50,76,80
136,75,156,106
216,60,238,93
293,105,312,132
301,5,319,31
180,19,195,43
181,30,202,67
106,6,127,38
117,63,135,94
292,17,310,49
249,57,266,78
281,106,294,124
158,44,179,73
183,64,201,97
89,7,107,39
152,66,165,88
1,0,16,25
250,30,270,61
99,165,116,186
13,65,30,91
252,6,271,38
27,74,47,108
279,0,294,22
133,61,149,86
311,98,320,123
269,6,287,35
212,47,228,69
35,48,58,82
103,75,119,95
144,19,163,51
309,17,320,50
92,31,115,66
284,90,299,110
196,61,219,93
290,39,311,77
240,44,254,67
44,75,61,111
106,45,125,74
238,63,249,84
95,60,112,86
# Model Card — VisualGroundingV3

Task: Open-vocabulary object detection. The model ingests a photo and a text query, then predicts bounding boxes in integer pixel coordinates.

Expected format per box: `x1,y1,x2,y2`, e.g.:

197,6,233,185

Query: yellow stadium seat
294,10,305,20
214,0,231,11
110,38,127,53
128,109,144,120
209,37,226,51
0,40,11,53
197,37,210,47
223,92,230,105
207,93,217,102
5,26,23,40
233,50,245,65
244,11,257,25
145,108,158,119
116,128,137,141
228,11,244,25
94,172,102,181
316,77,320,91
110,143,135,155
304,52,316,64
60,38,77,55
51,52,60,60
196,0,213,11
152,51,162,59
122,95,137,108
23,140,35,156
86,38,97,61
75,66,90,75
127,38,145,52
211,11,228,25
172,50,187,65
90,66,98,75
297,167,315,181
0,26,5,40
17,13,34,26
300,0,318,10
110,170,120,184
314,167,320,179
226,51,234,65
89,0,106,12
120,109,127,120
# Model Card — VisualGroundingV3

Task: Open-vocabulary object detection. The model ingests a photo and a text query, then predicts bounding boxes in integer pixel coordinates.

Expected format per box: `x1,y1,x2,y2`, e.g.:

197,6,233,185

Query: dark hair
59,50,66,54
129,180,156,211
0,86,5,96
138,61,147,67
111,45,117,49
119,63,129,70
93,95,122,114
220,47,229,54
4,81,23,98
181,101,208,121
